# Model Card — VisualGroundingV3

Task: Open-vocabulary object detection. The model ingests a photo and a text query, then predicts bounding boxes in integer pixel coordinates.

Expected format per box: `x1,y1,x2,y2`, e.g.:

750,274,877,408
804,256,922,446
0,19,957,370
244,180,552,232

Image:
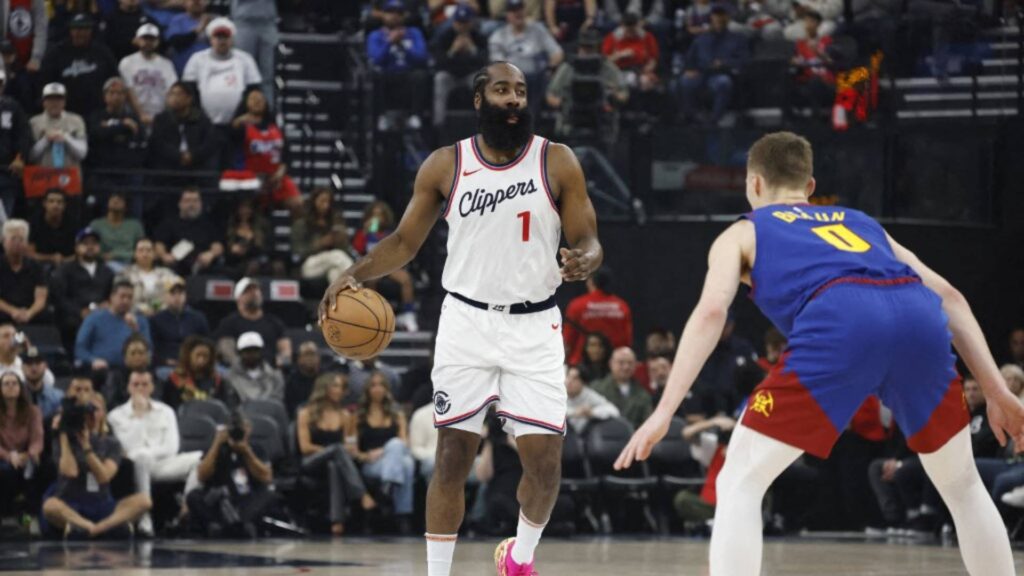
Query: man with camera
41,379,151,538
546,28,629,140
185,411,274,537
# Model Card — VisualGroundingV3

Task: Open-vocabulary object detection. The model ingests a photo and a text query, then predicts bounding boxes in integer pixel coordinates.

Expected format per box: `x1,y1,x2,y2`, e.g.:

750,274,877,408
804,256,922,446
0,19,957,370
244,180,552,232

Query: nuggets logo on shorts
751,391,774,418
433,391,452,416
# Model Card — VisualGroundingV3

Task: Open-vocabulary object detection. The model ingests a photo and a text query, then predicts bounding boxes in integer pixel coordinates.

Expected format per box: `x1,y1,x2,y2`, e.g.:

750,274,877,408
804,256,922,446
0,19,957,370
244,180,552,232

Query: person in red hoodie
601,12,660,107
563,268,633,365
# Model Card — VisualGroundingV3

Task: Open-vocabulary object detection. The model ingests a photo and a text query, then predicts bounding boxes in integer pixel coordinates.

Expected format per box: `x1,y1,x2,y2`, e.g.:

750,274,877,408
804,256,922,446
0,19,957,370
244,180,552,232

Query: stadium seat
584,417,659,532
242,399,291,453
248,414,285,463
561,424,601,532
21,324,64,356
178,398,231,425
649,417,703,486
178,413,218,454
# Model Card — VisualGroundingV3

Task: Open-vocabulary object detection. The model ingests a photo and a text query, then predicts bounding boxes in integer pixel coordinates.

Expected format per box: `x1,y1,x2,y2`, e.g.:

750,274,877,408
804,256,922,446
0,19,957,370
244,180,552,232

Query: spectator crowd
358,0,987,136
0,0,1018,545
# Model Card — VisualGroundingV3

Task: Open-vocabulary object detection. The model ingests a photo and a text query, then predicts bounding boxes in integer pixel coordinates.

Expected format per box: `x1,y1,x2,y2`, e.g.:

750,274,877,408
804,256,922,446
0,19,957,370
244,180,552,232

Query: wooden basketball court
1,537,1019,575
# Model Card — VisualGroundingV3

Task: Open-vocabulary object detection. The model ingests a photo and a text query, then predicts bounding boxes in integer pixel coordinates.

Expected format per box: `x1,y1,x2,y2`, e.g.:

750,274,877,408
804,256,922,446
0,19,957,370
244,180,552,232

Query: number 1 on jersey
517,211,530,242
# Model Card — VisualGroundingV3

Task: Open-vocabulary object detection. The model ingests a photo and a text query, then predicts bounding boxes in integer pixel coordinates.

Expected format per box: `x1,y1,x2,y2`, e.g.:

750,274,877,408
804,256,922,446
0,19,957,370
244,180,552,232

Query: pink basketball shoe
494,537,538,576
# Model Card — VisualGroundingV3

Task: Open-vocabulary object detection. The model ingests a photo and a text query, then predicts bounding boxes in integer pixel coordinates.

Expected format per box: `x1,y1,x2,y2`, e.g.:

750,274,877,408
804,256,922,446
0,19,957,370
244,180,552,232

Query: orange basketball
320,287,396,361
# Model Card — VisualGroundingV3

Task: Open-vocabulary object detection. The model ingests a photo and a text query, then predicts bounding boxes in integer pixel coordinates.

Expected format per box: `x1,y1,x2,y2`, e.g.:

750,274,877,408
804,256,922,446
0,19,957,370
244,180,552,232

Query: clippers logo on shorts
433,391,452,416
750,391,774,418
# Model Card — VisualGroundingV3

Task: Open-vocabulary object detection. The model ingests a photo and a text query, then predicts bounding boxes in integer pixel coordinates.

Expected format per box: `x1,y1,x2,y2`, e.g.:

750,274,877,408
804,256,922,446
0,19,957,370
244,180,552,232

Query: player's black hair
472,61,525,99
591,267,613,292
70,364,94,380
43,187,65,201
648,351,674,363
111,278,135,296
646,327,672,339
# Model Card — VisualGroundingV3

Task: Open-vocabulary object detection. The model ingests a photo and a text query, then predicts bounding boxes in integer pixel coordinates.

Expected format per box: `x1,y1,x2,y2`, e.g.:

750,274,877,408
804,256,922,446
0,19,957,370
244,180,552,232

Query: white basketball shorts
430,293,567,437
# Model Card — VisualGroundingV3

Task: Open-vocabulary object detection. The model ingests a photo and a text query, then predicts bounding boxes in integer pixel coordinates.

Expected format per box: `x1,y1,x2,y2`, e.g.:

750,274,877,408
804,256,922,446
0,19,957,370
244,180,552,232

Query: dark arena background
0,0,1023,574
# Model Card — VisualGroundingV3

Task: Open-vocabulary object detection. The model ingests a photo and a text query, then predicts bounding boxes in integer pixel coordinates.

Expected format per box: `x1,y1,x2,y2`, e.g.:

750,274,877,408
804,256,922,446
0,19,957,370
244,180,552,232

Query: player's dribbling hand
318,274,363,326
613,410,672,471
559,247,598,282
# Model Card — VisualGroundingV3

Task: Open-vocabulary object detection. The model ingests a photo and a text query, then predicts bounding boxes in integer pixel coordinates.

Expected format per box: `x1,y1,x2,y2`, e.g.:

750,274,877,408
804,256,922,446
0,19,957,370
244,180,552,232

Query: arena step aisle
893,23,1022,121
275,31,376,232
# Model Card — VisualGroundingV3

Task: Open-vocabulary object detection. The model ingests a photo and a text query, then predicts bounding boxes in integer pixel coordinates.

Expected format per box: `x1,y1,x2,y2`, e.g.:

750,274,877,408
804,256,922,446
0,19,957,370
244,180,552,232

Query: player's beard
477,97,533,153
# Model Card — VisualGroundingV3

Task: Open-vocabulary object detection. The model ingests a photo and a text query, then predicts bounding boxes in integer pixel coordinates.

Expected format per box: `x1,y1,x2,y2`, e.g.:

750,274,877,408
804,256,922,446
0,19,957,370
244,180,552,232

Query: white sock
425,533,457,576
919,427,1015,576
510,511,546,565
709,424,802,576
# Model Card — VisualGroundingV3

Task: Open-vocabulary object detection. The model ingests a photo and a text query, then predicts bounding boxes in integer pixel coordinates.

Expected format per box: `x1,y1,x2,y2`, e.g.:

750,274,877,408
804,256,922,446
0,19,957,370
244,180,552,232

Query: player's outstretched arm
319,148,450,318
549,143,603,281
614,221,750,470
887,232,1024,449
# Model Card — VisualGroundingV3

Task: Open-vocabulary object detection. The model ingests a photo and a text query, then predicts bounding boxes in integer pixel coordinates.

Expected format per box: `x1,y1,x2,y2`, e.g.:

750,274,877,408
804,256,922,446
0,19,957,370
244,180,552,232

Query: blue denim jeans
362,437,415,515
676,72,734,123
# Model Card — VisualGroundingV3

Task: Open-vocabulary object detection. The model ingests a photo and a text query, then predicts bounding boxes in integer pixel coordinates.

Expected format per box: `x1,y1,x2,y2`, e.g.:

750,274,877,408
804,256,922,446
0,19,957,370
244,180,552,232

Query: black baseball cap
70,13,95,28
75,227,101,243
21,346,44,364
507,0,525,11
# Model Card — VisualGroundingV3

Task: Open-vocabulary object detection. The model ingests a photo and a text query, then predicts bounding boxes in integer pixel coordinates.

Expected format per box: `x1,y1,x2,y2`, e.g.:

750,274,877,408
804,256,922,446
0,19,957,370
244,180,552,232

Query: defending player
615,132,1024,576
319,62,602,576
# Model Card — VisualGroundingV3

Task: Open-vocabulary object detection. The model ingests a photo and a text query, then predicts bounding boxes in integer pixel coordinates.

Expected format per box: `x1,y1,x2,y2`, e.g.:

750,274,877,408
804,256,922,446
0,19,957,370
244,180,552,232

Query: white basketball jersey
441,135,563,305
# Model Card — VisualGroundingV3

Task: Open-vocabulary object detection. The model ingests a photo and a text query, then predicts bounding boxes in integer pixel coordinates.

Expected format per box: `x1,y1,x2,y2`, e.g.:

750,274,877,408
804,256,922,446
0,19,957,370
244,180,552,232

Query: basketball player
319,62,602,576
614,132,1024,576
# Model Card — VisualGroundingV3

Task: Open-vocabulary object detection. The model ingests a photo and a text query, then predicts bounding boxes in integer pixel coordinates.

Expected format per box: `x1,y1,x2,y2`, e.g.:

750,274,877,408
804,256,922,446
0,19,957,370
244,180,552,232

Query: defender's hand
559,247,598,282
614,411,672,470
319,274,363,325
988,393,1024,453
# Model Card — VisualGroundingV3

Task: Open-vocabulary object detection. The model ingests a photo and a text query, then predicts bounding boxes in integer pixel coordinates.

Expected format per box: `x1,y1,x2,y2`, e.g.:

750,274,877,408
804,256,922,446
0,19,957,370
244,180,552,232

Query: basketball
320,287,396,360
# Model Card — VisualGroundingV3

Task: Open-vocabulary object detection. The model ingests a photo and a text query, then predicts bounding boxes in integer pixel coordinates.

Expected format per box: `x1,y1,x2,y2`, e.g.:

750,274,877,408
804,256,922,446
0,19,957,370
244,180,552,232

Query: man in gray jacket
226,331,285,403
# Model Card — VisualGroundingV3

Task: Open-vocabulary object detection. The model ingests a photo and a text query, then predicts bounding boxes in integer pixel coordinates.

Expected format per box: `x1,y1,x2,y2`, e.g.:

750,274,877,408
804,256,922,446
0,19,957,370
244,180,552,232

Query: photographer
545,28,629,140
185,411,274,537
41,391,151,538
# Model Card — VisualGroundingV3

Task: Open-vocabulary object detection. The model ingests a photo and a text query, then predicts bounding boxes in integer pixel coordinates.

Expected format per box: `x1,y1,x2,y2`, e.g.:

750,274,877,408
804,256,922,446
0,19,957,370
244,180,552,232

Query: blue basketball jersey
745,203,919,336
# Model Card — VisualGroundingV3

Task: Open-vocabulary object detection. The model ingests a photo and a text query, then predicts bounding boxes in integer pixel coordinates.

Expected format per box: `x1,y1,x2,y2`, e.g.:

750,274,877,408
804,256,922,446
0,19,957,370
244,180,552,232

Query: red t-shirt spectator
794,35,834,84
564,288,633,364
243,122,300,203
601,26,659,71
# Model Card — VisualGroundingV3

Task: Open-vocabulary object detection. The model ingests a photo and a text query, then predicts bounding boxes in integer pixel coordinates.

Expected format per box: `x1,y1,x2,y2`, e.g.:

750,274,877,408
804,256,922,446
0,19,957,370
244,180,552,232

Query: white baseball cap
237,331,264,351
136,23,160,39
42,82,66,98
233,277,258,300
206,17,236,38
